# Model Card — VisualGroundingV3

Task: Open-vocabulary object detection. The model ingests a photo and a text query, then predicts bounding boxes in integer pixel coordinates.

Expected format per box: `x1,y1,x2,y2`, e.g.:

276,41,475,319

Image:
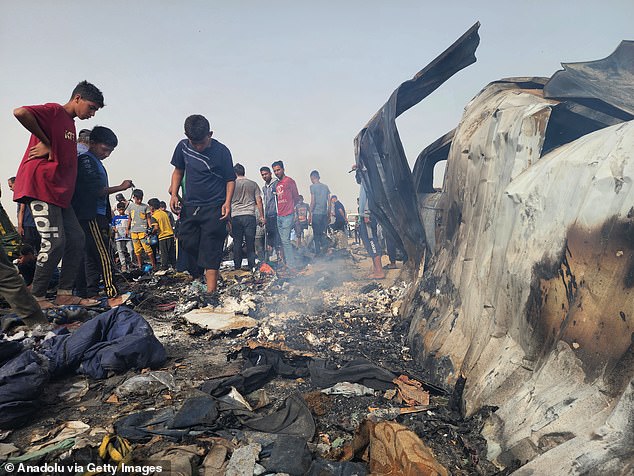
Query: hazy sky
1,1,632,217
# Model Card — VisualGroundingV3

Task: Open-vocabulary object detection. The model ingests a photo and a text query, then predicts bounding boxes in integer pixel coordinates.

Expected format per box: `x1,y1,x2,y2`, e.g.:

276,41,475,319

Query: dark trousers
232,215,257,269
385,233,408,263
255,234,265,262
178,204,227,271
176,239,203,278
23,226,41,254
264,215,279,261
359,217,382,258
311,214,328,254
386,234,398,263
159,236,176,270
0,242,43,321
30,201,85,298
76,216,118,298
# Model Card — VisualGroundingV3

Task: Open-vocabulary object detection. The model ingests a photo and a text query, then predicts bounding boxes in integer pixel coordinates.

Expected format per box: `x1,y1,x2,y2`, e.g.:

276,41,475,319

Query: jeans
276,214,295,267
176,238,203,278
265,214,279,261
231,215,257,269
255,233,265,262
116,240,134,270
311,214,328,254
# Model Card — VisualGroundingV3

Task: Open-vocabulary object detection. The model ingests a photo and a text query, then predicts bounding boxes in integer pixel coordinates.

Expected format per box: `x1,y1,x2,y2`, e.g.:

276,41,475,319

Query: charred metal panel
544,40,634,118
541,101,623,156
354,22,480,265
539,43,634,155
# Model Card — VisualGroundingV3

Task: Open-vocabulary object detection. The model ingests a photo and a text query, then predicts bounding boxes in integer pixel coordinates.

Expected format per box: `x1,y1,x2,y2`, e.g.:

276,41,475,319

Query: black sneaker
201,292,221,308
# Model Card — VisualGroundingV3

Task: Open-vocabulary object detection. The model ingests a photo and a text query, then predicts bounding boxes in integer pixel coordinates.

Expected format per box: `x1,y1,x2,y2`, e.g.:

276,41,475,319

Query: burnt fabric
169,395,219,429
0,341,49,429
261,435,313,475
308,359,396,391
242,392,315,440
0,315,24,334
199,364,275,397
114,408,187,442
243,347,310,378
115,397,221,442
42,306,167,379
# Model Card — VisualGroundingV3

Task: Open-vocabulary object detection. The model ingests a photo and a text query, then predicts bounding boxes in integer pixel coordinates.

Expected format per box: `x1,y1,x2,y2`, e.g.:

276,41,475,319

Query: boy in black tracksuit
72,127,133,300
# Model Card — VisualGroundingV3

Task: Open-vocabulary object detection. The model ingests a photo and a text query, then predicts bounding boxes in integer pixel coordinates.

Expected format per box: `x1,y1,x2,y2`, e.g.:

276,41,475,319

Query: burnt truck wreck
356,22,634,474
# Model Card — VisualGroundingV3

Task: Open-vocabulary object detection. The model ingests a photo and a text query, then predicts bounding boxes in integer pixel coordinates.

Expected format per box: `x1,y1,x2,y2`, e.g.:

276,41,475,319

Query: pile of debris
0,247,503,475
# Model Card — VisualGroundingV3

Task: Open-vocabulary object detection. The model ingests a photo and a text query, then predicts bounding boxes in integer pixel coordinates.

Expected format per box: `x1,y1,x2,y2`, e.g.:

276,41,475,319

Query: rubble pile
0,248,504,475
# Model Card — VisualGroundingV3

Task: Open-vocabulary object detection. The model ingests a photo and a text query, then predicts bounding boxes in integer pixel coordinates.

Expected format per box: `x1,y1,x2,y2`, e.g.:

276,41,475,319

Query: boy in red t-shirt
12,81,105,309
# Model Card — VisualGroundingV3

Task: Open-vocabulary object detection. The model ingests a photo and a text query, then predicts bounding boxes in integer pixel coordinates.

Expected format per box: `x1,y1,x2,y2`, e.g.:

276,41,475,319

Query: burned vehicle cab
357,28,634,473
412,130,454,253
410,46,634,473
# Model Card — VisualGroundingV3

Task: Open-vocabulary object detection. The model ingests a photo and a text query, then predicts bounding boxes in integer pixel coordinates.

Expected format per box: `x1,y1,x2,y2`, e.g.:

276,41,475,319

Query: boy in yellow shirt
148,198,176,271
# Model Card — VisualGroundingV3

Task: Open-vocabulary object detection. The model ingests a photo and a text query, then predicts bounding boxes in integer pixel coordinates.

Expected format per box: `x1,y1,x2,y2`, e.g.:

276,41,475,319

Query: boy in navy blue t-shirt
169,115,236,303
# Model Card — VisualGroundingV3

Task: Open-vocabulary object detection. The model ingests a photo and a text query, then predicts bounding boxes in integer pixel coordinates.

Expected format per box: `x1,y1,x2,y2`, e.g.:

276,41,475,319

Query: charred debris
0,249,501,475
1,21,634,476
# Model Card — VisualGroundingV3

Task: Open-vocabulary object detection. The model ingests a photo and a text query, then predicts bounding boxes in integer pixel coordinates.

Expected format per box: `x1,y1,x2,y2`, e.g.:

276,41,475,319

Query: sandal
54,295,101,307
35,298,57,310
107,292,132,308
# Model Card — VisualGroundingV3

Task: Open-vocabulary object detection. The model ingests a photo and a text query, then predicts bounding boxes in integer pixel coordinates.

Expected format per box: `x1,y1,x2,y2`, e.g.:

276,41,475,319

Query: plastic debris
321,382,377,397
115,371,178,397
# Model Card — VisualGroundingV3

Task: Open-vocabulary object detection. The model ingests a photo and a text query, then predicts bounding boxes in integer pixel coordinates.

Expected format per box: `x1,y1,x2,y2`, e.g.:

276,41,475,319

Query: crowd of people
0,80,401,323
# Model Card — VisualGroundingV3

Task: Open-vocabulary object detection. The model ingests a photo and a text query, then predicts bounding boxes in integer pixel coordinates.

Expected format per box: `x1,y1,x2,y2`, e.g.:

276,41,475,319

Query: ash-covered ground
0,245,509,475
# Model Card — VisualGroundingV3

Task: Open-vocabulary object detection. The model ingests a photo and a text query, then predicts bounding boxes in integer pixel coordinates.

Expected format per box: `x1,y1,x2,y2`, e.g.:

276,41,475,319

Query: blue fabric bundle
0,341,48,429
43,306,166,379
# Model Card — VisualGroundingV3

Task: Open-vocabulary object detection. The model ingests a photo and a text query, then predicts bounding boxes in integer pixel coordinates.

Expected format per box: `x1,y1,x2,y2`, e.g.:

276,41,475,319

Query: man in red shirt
272,160,300,270
12,81,104,308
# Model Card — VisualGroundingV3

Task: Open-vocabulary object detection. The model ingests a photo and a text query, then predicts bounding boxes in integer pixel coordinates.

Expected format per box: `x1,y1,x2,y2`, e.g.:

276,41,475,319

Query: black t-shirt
333,201,346,230
170,138,236,206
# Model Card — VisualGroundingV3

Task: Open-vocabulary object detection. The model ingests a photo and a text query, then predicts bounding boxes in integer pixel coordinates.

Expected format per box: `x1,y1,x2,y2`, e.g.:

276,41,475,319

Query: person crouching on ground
330,195,348,250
